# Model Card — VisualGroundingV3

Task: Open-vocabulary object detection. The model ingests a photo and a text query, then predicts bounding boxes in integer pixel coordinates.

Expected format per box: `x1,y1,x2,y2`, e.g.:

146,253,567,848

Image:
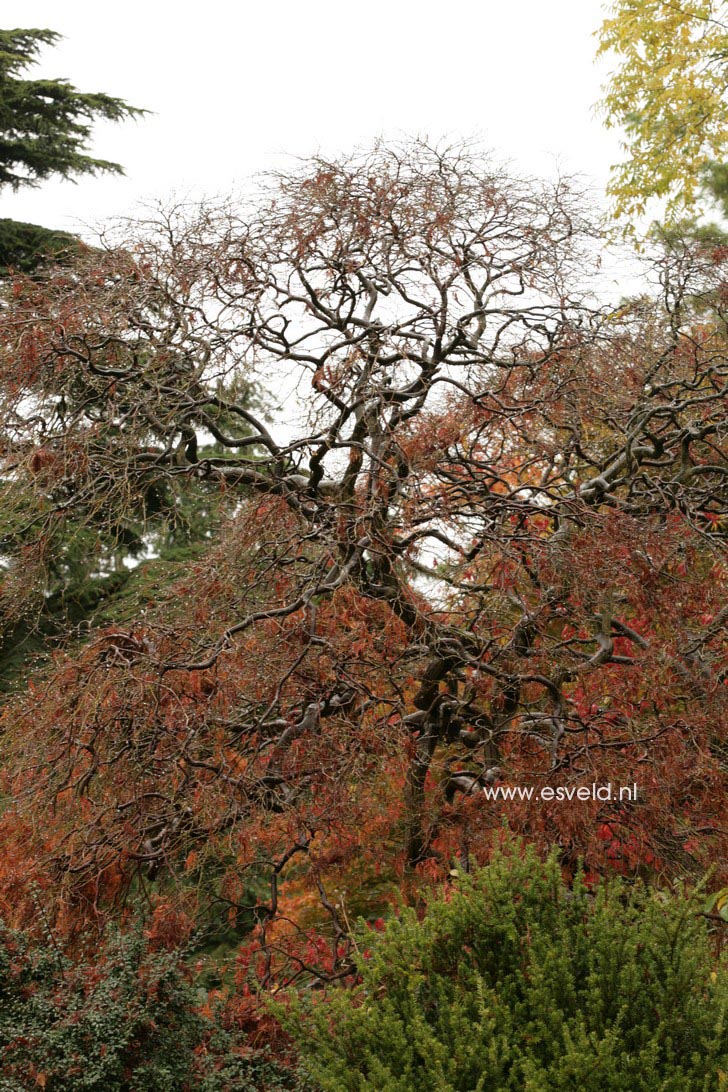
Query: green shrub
0,924,301,1091
285,843,728,1091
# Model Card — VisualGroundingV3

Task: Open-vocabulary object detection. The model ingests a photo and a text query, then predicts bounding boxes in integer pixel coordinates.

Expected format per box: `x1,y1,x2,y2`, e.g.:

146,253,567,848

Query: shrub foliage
0,923,300,1091
287,843,728,1091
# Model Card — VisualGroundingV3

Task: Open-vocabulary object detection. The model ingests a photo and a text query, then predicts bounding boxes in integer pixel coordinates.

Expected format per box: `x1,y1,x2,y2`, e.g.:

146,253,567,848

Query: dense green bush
0,923,300,1091
286,844,728,1091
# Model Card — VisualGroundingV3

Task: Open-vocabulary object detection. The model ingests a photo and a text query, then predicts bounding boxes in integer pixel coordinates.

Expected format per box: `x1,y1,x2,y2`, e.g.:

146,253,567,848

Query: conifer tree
0,28,144,273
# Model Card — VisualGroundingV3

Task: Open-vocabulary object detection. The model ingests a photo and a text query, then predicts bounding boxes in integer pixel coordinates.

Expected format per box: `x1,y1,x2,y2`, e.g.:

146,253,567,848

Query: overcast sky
3,0,622,237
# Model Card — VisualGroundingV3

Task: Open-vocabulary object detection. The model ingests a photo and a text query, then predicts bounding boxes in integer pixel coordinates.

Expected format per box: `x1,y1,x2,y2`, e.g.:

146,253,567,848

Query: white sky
2,0,623,236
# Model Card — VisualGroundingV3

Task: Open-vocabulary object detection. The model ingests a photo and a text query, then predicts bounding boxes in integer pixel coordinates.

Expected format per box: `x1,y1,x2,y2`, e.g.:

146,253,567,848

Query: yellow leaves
704,885,728,920
596,0,728,221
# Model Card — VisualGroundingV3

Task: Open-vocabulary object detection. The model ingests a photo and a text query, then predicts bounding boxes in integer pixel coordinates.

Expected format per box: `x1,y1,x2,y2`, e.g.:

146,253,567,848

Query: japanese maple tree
0,142,725,982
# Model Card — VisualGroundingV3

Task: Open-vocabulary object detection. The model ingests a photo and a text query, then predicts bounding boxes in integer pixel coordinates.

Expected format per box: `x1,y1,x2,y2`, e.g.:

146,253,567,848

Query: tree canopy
1,140,725,915
597,0,728,221
0,140,725,1084
0,27,144,273
0,28,143,189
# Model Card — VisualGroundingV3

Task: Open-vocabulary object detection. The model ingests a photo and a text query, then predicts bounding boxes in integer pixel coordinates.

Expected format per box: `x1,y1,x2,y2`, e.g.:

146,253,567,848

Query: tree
285,842,728,1091
0,28,144,273
0,142,725,985
0,204,260,693
596,0,728,221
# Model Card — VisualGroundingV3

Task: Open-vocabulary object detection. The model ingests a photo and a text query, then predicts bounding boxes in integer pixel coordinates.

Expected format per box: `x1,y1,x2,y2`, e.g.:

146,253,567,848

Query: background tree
0,141,725,991
0,28,144,274
597,0,728,222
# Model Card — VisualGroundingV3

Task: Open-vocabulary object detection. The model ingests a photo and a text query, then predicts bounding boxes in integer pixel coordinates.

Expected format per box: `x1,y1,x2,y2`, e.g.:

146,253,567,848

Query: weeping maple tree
0,142,725,978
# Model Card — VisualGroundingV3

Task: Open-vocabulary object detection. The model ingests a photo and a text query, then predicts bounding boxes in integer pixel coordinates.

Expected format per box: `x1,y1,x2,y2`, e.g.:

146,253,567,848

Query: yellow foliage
596,0,728,221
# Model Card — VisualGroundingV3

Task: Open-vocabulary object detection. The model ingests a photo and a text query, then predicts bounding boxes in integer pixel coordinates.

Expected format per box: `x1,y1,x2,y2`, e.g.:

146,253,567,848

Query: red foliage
0,145,725,1054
